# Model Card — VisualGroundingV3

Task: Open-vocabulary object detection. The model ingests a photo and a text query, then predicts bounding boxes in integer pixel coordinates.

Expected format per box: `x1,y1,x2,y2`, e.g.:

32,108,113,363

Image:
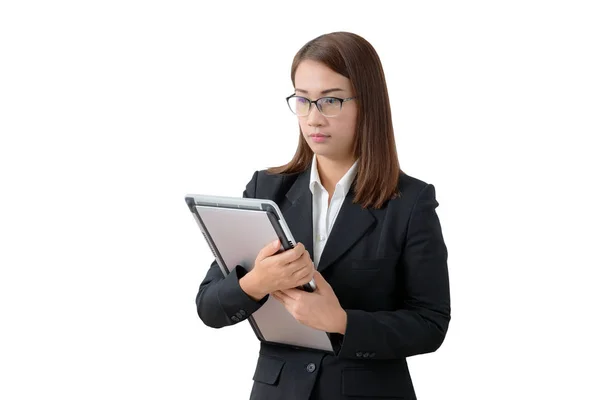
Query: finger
314,270,329,283
271,291,284,303
295,268,314,285
276,243,306,265
274,292,296,311
312,271,330,290
257,239,281,261
291,261,313,279
286,252,312,276
312,270,323,283
280,288,303,301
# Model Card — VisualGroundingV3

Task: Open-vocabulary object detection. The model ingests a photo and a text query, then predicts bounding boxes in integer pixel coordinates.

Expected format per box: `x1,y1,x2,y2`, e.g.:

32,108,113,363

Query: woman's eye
322,98,337,105
297,97,309,104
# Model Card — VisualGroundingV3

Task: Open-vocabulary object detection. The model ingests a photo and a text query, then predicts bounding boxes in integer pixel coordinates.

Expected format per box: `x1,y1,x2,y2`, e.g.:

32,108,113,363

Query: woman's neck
315,155,356,195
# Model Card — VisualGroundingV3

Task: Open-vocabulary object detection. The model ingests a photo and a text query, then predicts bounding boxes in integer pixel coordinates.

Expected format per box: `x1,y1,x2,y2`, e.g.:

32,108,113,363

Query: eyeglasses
286,94,357,117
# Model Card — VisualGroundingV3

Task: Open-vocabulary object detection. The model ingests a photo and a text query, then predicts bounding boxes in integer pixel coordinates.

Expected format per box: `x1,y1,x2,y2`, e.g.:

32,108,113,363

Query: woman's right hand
240,239,314,301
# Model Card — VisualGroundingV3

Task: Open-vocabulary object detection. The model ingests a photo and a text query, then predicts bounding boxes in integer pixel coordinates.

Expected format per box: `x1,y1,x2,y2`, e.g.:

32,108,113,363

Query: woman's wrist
239,272,267,301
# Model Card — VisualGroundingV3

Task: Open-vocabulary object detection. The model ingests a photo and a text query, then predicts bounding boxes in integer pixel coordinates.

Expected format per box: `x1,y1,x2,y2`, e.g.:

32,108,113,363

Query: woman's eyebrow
295,88,345,95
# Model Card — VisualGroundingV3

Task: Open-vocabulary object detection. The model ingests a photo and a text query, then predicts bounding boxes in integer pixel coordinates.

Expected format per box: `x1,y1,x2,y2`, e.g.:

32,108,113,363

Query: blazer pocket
342,367,408,398
252,355,285,385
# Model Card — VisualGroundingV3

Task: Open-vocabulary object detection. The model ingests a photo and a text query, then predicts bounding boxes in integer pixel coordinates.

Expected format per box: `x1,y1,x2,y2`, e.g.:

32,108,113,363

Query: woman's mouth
309,133,330,143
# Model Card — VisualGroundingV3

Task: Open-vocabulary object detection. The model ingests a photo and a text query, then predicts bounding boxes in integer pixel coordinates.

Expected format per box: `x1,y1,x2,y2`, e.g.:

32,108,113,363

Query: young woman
196,31,451,400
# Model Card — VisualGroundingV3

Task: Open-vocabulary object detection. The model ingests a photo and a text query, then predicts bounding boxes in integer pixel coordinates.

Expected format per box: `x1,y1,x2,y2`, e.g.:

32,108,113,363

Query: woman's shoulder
397,171,430,194
252,168,304,188
390,171,438,208
244,168,305,200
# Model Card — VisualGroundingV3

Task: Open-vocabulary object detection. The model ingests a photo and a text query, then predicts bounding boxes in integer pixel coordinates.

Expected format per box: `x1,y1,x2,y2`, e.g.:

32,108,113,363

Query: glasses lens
317,97,341,117
288,96,310,116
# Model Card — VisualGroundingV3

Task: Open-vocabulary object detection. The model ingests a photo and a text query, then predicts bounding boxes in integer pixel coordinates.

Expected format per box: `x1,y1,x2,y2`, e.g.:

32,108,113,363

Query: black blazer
196,168,451,400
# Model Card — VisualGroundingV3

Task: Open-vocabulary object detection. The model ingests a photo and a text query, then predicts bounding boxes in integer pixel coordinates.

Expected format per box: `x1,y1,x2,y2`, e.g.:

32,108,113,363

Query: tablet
185,194,315,291
185,194,333,353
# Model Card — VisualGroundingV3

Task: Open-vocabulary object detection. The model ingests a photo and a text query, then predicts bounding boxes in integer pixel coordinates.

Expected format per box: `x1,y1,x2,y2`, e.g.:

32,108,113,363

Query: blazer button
239,310,246,317
362,352,370,358
369,353,376,358
231,316,239,322
356,352,363,357
306,363,316,373
235,312,243,319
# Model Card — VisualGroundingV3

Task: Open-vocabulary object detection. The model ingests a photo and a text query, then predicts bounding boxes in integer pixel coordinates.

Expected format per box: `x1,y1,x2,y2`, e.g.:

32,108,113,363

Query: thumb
257,239,281,261
313,270,330,290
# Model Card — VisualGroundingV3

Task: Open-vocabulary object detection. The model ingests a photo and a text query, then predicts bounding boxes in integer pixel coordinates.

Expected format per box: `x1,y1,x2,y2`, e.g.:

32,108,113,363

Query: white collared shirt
309,154,359,268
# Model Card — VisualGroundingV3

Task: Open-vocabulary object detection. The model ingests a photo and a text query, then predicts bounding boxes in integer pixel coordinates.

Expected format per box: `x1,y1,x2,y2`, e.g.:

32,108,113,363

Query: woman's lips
309,133,330,143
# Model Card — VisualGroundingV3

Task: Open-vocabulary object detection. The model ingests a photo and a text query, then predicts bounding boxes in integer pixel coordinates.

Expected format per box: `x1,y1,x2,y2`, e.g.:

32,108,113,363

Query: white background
1,1,599,399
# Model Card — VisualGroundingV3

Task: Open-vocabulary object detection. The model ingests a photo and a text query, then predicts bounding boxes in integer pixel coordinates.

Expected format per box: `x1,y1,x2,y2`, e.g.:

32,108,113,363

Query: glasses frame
285,94,357,117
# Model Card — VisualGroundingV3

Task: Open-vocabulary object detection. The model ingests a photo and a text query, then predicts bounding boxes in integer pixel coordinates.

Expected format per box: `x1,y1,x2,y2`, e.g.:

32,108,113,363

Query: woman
196,31,451,400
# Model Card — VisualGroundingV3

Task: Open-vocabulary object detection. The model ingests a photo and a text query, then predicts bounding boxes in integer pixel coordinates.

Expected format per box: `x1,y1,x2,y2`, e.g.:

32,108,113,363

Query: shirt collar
309,154,359,198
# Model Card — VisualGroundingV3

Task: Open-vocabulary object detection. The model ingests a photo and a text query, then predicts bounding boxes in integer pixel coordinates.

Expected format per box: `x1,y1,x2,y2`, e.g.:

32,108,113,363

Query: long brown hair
267,31,402,209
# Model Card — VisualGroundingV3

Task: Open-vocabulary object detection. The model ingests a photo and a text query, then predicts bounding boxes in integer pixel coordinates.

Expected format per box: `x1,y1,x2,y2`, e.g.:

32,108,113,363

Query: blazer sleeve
336,184,451,360
195,170,269,328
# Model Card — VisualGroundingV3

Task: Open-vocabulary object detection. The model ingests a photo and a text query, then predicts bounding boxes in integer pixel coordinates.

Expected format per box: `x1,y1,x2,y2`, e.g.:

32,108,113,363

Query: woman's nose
307,104,325,126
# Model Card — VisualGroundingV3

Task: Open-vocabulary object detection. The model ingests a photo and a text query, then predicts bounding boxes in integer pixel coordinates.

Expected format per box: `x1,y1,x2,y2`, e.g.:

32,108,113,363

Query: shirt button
306,363,316,373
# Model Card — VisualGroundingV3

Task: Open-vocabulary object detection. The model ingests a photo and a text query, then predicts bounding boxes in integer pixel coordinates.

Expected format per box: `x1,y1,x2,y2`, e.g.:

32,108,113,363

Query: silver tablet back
192,201,333,353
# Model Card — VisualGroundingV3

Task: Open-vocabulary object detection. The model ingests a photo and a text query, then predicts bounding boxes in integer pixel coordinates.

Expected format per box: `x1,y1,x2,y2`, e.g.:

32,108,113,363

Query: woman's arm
195,170,269,328
336,184,451,359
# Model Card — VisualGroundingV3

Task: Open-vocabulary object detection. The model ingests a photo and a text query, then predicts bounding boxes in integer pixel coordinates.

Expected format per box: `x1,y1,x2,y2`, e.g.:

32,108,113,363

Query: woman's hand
272,271,347,334
240,240,315,301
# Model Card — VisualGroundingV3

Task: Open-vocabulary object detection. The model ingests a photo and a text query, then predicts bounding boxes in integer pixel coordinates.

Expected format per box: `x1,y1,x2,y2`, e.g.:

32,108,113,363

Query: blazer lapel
282,169,314,261
281,168,376,274
317,190,375,273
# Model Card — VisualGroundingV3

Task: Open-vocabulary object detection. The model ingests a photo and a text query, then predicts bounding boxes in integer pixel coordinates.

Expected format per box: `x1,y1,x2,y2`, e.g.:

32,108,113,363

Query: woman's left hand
271,271,347,334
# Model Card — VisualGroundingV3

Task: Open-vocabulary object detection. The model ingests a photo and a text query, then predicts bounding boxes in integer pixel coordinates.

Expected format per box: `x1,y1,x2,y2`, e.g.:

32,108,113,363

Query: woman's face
293,60,358,163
